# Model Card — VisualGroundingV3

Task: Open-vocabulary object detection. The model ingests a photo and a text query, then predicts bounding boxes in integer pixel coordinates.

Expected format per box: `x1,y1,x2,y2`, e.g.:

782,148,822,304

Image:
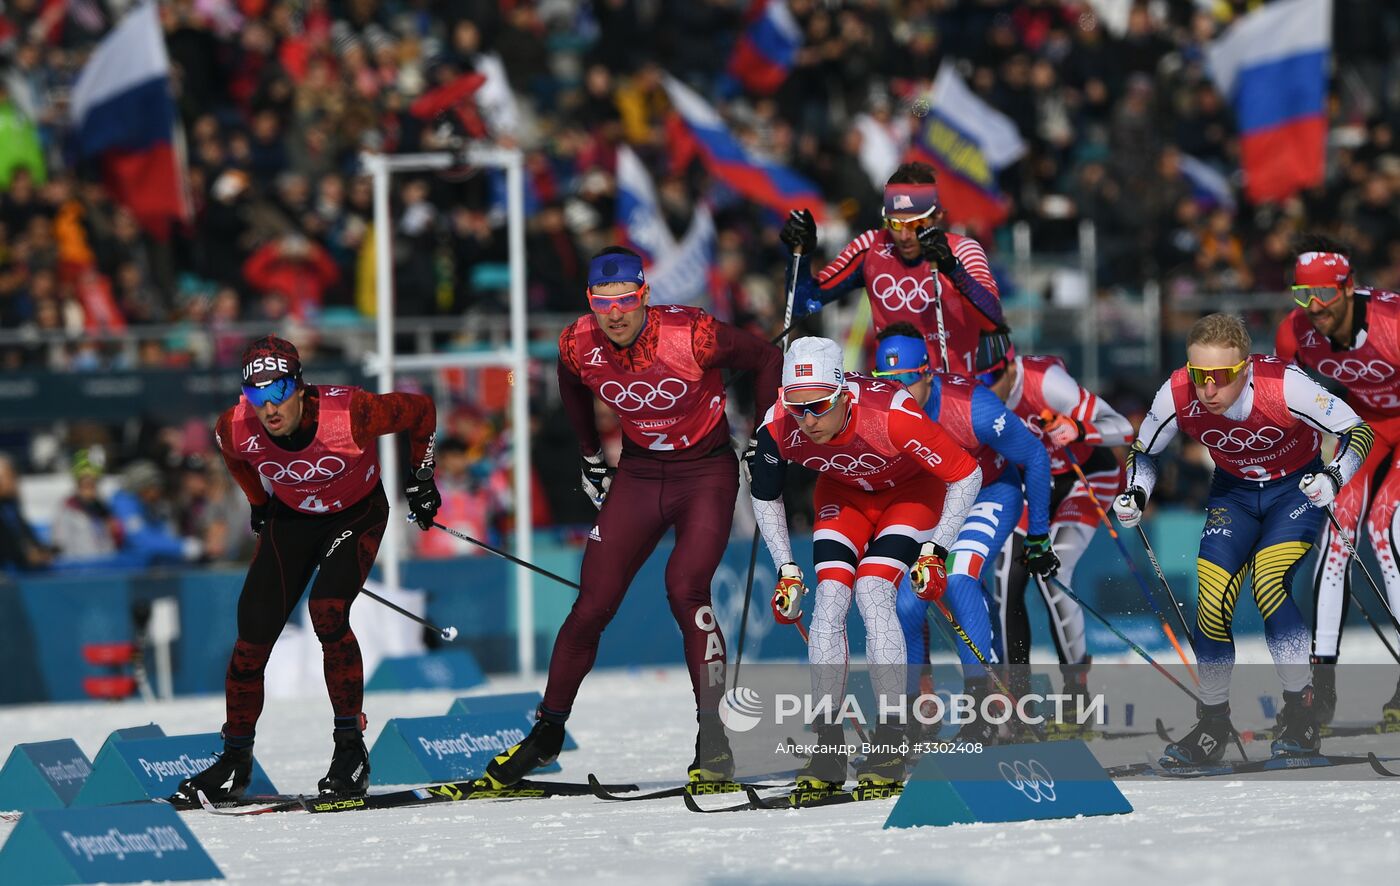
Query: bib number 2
640,431,690,451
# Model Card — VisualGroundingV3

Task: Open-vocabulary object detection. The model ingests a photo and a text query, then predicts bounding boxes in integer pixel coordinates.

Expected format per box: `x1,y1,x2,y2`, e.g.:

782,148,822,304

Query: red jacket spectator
242,234,340,319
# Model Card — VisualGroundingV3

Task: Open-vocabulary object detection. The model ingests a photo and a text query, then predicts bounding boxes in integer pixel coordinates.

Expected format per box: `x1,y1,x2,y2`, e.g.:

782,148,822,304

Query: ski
165,793,302,813
1155,716,1399,745
746,782,903,810
199,778,640,816
586,773,784,802
1367,752,1400,777
1148,752,1400,779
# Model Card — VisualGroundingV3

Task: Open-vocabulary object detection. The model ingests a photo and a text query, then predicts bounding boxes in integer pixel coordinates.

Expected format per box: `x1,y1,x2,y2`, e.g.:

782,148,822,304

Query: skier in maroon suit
485,247,782,787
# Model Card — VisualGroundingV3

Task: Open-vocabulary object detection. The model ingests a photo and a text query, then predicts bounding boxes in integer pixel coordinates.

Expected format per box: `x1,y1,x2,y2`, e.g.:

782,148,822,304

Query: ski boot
319,716,371,796
856,723,908,787
687,715,735,783
483,711,566,788
1310,655,1338,725
1271,688,1321,757
1162,701,1234,766
953,677,1001,745
795,723,847,790
1047,657,1095,737
1382,675,1400,727
170,733,253,807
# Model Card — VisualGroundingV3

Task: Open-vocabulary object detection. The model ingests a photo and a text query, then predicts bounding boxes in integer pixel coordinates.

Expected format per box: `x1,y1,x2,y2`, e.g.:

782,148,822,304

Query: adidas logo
588,526,601,542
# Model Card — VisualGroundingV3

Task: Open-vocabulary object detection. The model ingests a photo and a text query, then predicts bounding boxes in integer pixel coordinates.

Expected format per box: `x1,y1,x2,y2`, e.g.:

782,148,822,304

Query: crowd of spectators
1,0,1398,548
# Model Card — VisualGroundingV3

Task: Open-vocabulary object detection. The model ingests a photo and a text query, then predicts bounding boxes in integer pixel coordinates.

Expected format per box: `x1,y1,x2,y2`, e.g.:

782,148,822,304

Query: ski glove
740,437,758,486
911,542,949,601
580,451,615,510
1299,468,1342,509
791,295,826,319
1021,533,1060,577
1114,488,1146,528
1038,409,1087,448
917,226,957,275
249,501,268,537
772,562,807,624
779,208,817,255
404,472,442,530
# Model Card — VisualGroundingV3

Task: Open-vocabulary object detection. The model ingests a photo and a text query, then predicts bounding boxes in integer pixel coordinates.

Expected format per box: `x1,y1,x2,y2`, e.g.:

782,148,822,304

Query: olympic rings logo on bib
801,452,889,474
998,759,1056,803
870,273,935,312
598,378,689,413
1317,358,1394,385
1199,426,1286,453
258,455,348,484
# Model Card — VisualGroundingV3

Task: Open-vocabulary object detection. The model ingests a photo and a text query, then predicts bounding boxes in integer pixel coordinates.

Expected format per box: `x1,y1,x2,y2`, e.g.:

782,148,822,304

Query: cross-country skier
484,247,782,787
748,337,982,788
980,329,1135,709
1116,314,1373,763
780,162,1004,374
173,335,441,803
870,324,1056,743
1275,235,1400,724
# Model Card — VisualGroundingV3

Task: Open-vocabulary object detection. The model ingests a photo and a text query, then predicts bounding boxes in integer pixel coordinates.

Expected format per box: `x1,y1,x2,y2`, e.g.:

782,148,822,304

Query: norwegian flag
794,364,814,378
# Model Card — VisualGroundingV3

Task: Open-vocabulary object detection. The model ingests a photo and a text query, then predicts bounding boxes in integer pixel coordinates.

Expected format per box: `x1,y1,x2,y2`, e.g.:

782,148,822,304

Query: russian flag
1207,0,1331,205
70,3,189,239
662,75,825,221
616,145,715,307
1178,152,1236,211
906,63,1025,230
727,0,802,96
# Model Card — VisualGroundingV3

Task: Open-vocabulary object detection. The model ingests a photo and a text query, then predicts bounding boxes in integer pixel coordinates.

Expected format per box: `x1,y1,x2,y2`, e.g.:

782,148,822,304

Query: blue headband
873,335,930,375
588,253,646,288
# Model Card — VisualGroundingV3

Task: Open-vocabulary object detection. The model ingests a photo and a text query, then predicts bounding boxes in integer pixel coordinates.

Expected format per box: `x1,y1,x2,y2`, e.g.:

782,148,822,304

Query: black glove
404,471,442,531
917,225,957,274
250,501,268,537
580,451,615,510
779,208,817,255
1021,533,1061,578
739,437,758,486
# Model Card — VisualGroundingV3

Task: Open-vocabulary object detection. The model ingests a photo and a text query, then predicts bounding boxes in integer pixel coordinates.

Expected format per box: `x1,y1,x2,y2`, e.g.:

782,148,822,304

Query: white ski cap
782,337,845,394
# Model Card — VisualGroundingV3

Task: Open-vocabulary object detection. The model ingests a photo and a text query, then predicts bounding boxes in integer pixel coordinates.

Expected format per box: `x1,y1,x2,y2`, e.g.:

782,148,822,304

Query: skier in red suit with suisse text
173,335,441,805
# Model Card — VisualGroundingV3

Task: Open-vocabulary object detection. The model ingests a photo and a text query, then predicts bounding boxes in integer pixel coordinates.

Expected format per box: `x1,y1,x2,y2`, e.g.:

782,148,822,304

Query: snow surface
3,653,1400,886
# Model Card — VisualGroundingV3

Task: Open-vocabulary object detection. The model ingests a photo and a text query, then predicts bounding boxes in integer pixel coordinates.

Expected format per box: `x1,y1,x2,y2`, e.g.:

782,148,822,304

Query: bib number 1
640,431,690,451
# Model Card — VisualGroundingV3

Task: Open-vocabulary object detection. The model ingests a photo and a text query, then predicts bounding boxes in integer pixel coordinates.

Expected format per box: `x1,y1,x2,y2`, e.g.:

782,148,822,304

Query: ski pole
929,595,1040,741
1134,523,1196,647
734,249,804,687
1041,576,1200,705
359,585,458,642
430,521,580,591
1055,440,1198,682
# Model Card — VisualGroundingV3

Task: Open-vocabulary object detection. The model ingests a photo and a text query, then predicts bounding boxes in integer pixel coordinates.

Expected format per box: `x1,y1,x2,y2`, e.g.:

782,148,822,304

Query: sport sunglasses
1291,284,1345,309
882,213,937,234
782,386,844,419
871,366,929,387
243,376,298,407
587,283,648,314
1185,358,1249,387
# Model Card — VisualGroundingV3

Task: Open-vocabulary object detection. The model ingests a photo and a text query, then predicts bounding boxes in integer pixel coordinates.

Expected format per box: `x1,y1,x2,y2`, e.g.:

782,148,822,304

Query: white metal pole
370,154,402,599
506,150,534,676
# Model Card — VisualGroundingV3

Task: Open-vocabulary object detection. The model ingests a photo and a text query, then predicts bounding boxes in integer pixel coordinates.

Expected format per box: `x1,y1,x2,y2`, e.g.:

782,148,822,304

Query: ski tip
586,773,602,788
195,790,215,813
681,792,704,813
1367,752,1400,777
1154,718,1172,741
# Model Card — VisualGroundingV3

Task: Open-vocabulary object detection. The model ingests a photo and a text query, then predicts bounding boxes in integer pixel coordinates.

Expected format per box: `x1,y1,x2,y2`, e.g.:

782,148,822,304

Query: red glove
772,563,807,624
911,542,949,601
1039,409,1094,449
